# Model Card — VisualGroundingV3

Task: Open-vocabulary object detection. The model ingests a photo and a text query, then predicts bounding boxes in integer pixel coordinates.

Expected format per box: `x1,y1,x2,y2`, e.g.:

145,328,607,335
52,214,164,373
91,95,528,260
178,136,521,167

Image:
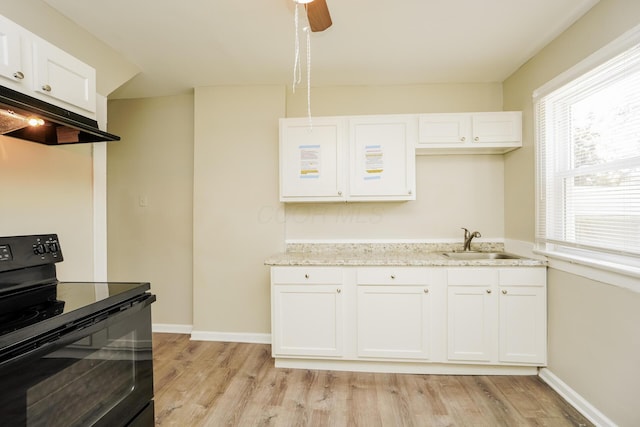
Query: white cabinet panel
357,285,432,359
272,284,344,357
0,15,26,90
499,267,546,286
271,266,344,358
418,113,470,144
417,111,522,154
447,285,497,362
472,112,521,143
448,268,497,285
32,37,96,113
279,117,344,201
356,266,430,285
499,286,546,364
273,266,343,284
446,267,546,365
348,115,416,200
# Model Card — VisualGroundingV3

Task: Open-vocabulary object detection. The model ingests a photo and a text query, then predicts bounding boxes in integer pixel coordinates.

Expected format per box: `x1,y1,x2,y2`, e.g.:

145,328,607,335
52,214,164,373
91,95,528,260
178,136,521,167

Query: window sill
533,248,640,294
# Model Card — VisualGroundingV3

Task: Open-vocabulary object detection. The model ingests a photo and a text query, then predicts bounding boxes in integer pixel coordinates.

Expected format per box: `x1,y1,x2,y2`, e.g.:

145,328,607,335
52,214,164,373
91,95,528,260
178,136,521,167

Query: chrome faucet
462,227,481,251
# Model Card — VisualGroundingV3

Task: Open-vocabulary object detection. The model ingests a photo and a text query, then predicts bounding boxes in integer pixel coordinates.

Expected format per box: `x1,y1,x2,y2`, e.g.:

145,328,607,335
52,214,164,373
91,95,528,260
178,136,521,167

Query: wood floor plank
199,343,274,426
402,374,454,426
346,371,384,427
151,334,594,427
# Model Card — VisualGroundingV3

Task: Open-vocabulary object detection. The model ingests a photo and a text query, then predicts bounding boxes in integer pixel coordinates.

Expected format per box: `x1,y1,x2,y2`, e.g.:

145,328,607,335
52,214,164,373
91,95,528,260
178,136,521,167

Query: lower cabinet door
272,284,343,357
499,286,547,364
357,285,432,359
447,286,497,362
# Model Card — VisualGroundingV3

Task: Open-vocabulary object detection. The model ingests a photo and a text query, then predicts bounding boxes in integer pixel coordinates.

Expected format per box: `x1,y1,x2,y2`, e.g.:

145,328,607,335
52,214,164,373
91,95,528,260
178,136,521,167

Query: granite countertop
264,243,546,267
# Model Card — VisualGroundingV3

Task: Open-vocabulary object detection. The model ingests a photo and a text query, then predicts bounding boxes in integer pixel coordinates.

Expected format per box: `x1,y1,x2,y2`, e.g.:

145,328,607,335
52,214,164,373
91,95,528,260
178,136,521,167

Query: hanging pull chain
304,25,312,129
292,2,312,129
292,4,302,92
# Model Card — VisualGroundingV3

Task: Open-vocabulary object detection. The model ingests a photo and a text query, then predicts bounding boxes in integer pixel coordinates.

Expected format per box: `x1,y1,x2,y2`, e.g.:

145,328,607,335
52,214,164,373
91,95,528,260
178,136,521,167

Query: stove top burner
0,282,63,336
0,299,65,336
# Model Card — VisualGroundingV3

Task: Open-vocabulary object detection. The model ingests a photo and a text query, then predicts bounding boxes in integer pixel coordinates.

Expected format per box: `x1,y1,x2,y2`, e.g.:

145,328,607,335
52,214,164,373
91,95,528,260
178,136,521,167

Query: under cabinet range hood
0,85,120,145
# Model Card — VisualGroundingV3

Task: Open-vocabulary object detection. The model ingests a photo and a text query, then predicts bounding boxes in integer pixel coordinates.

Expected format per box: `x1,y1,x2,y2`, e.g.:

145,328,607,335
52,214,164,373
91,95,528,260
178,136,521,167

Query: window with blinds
534,30,640,270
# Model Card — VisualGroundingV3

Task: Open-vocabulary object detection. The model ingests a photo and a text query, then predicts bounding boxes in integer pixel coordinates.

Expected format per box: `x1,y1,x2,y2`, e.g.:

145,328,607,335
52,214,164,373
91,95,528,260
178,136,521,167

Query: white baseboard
151,325,271,344
538,368,617,427
152,323,193,334
190,330,271,344
277,358,538,376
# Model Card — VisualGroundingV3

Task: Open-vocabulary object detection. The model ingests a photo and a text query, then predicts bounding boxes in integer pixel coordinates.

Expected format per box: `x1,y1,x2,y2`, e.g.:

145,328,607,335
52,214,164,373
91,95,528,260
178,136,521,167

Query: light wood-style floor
152,333,593,427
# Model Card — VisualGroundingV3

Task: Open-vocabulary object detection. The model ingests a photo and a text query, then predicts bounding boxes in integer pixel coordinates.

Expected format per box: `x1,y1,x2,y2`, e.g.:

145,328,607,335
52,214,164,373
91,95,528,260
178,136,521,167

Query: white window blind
534,33,640,270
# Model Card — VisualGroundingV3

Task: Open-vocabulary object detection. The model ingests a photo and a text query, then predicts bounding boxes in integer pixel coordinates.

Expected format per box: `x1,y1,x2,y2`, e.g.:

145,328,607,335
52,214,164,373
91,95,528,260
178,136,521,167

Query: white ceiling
42,0,600,99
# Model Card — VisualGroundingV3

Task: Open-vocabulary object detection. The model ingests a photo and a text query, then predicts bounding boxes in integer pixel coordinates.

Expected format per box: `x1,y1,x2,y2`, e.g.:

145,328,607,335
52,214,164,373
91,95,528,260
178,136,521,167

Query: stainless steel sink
442,251,521,260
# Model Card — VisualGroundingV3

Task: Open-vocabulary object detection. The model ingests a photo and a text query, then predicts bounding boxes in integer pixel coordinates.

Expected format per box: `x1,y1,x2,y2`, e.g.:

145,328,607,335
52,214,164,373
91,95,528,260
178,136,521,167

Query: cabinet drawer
272,267,343,284
357,267,431,285
499,268,546,286
447,268,497,285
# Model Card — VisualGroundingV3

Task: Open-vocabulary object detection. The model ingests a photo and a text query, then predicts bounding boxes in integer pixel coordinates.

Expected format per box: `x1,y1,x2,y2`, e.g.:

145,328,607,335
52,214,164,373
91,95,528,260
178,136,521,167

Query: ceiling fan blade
306,0,332,32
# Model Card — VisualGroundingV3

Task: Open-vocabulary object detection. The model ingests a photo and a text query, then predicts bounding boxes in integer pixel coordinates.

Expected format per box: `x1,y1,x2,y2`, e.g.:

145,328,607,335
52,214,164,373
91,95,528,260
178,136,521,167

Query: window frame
533,24,640,289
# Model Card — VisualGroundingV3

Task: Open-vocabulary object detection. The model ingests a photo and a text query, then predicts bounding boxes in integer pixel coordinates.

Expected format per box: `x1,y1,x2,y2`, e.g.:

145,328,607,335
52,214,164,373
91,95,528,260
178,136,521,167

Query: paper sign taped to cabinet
364,144,383,180
299,144,321,179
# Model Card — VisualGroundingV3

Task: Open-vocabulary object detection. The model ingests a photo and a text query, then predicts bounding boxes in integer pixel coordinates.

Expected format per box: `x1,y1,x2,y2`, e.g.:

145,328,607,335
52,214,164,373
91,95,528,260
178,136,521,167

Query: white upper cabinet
417,112,522,154
0,14,97,116
472,112,522,143
32,37,96,113
348,115,416,201
0,15,28,90
279,117,345,201
279,115,416,202
418,113,471,144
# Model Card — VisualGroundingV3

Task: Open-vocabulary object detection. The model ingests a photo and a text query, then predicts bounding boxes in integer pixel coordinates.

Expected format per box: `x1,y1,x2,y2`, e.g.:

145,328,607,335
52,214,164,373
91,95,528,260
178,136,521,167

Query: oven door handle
0,294,154,368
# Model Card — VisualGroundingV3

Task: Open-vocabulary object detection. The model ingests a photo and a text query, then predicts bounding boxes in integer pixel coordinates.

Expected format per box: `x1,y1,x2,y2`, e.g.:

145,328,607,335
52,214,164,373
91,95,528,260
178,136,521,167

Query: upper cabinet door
279,115,416,202
31,37,96,113
418,113,471,144
0,15,27,90
417,112,522,154
472,112,522,143
279,117,345,202
348,115,416,201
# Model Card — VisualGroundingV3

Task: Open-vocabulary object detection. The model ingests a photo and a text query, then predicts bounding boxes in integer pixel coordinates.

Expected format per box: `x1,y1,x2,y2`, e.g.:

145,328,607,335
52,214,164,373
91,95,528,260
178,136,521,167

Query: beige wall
0,137,95,280
0,0,139,96
502,1,640,425
284,154,505,241
193,86,285,335
285,84,505,241
107,94,194,326
286,83,503,116
547,270,640,426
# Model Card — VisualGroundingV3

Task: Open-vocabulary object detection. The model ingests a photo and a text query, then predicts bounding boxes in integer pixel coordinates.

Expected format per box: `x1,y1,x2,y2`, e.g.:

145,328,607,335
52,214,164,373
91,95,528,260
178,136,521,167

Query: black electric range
0,234,156,427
